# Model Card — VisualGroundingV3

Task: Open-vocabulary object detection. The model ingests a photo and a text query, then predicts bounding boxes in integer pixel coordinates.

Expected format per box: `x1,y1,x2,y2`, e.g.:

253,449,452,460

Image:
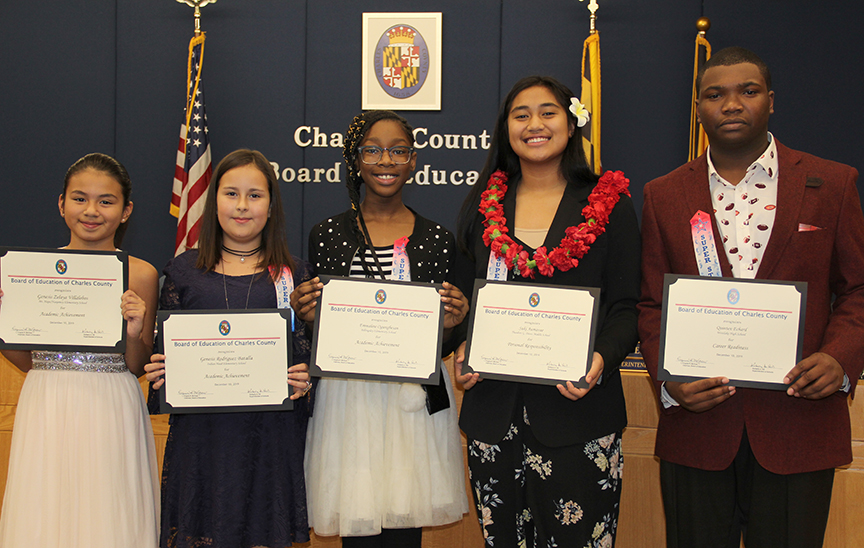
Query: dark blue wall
2,0,861,273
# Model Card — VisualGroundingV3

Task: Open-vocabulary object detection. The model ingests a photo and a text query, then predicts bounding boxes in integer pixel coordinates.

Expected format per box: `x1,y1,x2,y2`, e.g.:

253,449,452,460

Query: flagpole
172,0,216,255
176,0,217,36
579,0,602,174
689,17,712,162
581,0,599,34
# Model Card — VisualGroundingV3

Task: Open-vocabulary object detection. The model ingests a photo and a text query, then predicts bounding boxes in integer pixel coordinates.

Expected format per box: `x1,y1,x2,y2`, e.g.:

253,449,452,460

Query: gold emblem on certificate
0,247,128,352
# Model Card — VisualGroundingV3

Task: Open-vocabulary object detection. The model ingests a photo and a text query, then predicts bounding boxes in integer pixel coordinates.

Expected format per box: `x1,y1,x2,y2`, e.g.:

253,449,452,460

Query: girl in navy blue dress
145,149,313,548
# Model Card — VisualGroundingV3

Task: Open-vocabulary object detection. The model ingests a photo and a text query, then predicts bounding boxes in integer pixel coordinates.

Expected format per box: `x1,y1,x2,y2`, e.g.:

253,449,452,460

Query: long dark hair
63,153,133,248
456,76,598,254
196,149,296,280
342,110,415,278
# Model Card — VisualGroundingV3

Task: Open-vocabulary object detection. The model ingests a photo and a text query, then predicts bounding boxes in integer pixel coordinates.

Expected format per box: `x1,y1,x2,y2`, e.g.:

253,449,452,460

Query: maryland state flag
689,29,712,162
382,26,420,90
581,32,601,175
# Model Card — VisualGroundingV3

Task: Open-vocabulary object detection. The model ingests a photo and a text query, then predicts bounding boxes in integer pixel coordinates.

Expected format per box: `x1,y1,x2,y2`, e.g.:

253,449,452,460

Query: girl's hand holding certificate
121,289,147,339
145,353,312,400
287,363,312,399
439,281,468,330
454,341,481,390
144,354,167,389
557,351,604,401
290,277,323,323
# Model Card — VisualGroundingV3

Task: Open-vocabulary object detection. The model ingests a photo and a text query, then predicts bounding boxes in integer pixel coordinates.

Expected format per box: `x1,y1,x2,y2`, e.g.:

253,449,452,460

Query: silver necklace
221,261,255,310
221,244,262,264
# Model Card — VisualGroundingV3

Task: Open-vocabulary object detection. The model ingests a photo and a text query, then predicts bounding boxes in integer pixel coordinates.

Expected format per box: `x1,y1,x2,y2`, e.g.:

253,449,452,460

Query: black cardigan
453,179,641,447
308,209,459,413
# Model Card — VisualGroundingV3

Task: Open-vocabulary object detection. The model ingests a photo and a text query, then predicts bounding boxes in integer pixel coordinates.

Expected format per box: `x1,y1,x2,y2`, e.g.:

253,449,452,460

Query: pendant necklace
221,244,262,264
222,260,255,310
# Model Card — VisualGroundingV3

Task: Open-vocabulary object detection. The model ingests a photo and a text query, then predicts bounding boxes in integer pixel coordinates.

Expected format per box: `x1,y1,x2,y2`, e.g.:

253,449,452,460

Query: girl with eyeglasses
290,110,469,548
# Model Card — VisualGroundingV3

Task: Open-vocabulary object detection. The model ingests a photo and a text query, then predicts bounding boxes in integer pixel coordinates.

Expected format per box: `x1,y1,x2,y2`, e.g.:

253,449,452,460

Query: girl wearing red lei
453,76,641,547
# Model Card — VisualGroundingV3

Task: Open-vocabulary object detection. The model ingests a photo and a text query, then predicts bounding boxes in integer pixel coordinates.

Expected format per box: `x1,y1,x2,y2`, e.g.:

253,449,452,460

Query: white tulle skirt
0,359,159,548
305,363,469,537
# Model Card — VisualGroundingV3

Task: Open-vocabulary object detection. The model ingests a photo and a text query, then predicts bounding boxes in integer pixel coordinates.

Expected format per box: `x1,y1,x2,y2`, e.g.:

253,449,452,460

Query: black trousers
340,528,422,548
660,429,834,548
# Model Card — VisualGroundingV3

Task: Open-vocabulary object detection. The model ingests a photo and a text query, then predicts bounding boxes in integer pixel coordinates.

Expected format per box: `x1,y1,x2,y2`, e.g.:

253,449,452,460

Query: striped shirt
349,246,393,279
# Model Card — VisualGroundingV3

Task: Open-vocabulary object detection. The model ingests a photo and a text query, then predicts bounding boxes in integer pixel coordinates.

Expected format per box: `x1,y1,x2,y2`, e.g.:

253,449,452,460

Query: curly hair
342,110,414,278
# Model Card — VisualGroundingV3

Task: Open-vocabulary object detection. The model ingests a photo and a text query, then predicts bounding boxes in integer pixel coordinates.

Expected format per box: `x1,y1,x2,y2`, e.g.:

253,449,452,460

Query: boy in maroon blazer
638,47,864,547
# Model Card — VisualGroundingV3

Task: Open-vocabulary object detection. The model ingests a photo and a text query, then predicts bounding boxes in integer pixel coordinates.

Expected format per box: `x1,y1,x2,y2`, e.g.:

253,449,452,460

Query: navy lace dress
150,250,312,548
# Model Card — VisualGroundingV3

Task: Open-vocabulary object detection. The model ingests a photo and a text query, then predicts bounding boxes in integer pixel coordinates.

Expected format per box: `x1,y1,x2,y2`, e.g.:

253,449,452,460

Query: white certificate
310,276,443,384
159,310,293,413
659,274,806,389
464,280,600,386
0,247,127,352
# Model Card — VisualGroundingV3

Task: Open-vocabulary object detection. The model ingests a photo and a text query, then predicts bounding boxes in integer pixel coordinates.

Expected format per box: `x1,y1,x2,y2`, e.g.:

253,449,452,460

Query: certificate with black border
309,276,444,384
463,279,600,387
158,309,293,414
0,247,128,352
658,274,807,390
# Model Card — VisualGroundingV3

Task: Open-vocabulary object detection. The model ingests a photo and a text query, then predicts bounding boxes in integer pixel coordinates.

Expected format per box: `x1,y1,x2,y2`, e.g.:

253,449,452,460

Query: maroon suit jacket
638,141,864,474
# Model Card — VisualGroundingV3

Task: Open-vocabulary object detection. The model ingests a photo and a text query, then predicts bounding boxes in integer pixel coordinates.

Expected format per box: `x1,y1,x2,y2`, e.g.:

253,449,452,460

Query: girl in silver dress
0,153,160,548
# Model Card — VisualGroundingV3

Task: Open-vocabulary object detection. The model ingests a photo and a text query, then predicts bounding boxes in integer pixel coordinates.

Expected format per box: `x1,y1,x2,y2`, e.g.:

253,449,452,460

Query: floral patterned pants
467,408,623,548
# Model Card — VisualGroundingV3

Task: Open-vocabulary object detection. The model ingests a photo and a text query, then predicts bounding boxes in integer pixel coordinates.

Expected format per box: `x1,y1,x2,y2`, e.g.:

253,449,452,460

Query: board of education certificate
659,274,806,389
464,280,600,386
0,247,127,352
310,276,444,384
159,309,293,413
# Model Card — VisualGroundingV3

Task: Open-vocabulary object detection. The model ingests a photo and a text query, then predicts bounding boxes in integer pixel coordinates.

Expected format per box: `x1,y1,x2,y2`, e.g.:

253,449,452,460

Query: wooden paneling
2,353,862,547
618,372,665,547
0,358,23,504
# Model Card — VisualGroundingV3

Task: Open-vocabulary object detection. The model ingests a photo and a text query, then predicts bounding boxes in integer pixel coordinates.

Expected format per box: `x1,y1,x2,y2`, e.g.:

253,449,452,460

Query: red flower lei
480,169,631,278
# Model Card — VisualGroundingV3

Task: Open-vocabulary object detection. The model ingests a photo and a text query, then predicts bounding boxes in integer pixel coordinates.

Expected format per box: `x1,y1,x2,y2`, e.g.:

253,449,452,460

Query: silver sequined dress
0,351,159,547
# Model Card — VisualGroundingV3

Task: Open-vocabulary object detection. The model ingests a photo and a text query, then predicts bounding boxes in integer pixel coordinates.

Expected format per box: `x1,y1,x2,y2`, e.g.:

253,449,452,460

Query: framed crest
361,12,442,111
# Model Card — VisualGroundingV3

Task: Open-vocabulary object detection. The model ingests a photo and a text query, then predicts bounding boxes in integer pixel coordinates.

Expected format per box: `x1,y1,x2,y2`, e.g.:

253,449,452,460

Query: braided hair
342,110,415,278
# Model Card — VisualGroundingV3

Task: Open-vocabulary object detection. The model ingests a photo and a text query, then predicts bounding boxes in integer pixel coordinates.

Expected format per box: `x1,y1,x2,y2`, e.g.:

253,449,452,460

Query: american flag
171,33,212,255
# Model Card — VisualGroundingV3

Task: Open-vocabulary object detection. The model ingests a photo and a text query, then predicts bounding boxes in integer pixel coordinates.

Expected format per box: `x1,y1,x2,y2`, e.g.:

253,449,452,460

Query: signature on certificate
327,353,355,365
676,356,709,369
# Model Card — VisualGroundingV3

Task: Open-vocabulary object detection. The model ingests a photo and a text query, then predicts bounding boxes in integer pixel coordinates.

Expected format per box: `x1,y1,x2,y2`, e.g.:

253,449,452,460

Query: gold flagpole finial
177,0,217,36
696,16,711,35
579,0,599,34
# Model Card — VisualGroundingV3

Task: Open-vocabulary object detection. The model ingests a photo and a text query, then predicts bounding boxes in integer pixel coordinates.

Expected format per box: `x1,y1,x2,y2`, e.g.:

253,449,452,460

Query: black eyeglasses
356,146,414,165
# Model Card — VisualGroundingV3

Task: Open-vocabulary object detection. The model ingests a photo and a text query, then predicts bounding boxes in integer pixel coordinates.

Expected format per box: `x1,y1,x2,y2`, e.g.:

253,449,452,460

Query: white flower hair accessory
569,97,590,128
